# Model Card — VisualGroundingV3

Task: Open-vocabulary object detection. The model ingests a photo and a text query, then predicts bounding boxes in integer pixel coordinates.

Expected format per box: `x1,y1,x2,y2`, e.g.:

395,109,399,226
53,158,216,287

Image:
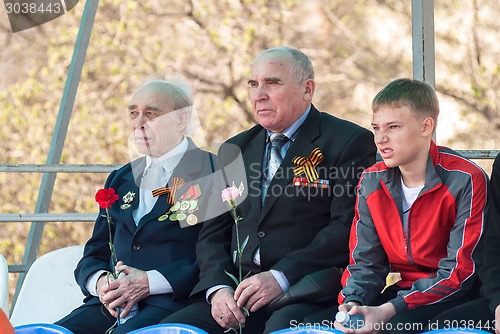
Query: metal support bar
0,164,121,173
412,0,435,88
456,150,500,160
0,213,96,222
12,0,100,310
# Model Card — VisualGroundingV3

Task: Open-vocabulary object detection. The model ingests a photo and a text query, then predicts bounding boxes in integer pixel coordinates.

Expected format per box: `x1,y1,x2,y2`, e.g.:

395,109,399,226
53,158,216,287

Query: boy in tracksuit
332,78,488,333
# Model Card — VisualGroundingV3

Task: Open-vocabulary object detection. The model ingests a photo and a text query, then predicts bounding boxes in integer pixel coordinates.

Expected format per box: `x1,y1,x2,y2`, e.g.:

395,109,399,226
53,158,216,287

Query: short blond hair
372,78,439,123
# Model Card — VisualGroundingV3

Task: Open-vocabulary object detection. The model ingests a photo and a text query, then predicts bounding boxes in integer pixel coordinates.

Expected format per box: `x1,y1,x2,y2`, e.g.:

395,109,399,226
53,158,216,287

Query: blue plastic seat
14,323,74,333
271,328,342,334
128,323,209,334
422,329,492,334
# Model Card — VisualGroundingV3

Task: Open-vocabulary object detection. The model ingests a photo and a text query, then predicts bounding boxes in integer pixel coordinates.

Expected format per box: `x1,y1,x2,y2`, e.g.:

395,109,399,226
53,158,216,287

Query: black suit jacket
76,138,215,311
192,105,376,299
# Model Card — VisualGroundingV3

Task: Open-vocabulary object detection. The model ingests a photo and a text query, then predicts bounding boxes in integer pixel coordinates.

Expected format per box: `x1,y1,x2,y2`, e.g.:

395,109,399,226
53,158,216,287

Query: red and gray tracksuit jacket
339,142,488,312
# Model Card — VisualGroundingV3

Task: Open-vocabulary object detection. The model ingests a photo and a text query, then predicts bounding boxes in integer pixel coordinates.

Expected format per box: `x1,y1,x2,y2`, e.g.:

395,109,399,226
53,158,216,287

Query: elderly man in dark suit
161,46,377,333
55,80,215,334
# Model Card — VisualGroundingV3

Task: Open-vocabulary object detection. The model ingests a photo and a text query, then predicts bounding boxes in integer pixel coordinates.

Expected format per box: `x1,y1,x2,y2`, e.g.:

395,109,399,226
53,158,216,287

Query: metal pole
12,0,100,310
412,0,436,88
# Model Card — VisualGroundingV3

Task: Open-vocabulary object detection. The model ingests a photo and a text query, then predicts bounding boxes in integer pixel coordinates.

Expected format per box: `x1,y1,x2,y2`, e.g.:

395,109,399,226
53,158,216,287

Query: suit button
133,244,140,251
257,231,265,238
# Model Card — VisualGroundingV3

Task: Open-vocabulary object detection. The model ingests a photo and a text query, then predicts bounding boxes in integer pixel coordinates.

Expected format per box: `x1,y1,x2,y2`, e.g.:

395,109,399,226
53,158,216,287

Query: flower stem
233,206,242,283
106,208,118,278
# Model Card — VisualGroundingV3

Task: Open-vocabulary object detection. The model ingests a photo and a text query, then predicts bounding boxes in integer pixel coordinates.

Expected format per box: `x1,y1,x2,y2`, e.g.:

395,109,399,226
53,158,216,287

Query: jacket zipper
405,209,416,265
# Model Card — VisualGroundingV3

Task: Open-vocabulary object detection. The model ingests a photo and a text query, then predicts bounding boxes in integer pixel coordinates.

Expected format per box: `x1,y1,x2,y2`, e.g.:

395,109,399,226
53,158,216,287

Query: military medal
120,191,136,210
180,201,190,211
186,214,198,225
160,184,203,224
158,214,169,221
171,201,180,212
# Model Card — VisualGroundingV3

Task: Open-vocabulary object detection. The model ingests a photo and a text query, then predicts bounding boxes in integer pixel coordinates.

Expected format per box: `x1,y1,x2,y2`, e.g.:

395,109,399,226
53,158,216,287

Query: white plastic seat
9,245,85,327
0,253,9,315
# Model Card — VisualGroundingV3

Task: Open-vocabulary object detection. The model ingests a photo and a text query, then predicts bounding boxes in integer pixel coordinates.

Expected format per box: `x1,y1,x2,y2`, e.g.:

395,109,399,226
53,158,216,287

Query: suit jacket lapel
118,158,143,233
244,129,266,220
260,106,322,221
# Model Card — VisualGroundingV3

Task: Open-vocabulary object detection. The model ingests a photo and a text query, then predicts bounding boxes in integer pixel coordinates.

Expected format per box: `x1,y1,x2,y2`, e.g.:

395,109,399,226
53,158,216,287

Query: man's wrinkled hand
234,271,282,312
100,261,150,318
210,287,246,330
96,272,119,316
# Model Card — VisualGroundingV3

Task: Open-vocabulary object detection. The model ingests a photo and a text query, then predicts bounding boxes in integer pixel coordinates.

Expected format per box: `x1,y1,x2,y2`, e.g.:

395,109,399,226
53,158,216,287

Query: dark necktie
262,133,288,201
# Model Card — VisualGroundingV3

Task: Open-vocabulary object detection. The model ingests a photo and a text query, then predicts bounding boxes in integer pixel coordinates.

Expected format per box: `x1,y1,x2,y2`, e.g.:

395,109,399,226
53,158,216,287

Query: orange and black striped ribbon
152,177,185,205
292,147,324,182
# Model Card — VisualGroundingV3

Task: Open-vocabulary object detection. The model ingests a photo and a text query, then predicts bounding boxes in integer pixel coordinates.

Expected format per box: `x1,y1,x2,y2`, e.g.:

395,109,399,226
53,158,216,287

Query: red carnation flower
95,188,119,209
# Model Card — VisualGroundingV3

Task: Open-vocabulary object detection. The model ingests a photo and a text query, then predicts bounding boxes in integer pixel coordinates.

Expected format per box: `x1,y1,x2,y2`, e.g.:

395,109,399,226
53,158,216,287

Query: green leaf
232,250,238,264
243,271,252,280
241,235,249,252
242,306,250,317
224,328,238,334
224,270,240,287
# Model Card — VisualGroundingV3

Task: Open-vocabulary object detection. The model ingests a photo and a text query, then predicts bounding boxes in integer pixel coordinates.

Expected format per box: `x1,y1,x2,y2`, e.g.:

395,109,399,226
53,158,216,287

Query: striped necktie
262,133,288,200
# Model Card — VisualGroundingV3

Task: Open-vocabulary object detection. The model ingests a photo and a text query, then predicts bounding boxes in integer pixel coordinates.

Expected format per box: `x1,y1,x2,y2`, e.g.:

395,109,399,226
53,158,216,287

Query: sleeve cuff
388,296,409,313
206,285,231,303
344,295,365,306
147,270,173,295
85,270,108,296
269,269,290,293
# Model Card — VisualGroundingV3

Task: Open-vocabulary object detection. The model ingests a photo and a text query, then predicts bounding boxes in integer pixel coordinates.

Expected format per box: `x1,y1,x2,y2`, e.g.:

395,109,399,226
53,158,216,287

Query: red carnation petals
95,188,119,209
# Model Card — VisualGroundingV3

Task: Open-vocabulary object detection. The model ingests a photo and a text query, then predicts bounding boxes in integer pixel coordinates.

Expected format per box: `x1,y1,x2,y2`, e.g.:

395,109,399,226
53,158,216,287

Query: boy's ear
422,116,435,137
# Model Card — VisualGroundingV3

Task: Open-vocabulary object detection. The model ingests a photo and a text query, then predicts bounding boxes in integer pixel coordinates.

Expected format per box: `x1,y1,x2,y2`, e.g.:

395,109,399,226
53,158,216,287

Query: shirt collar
144,137,189,174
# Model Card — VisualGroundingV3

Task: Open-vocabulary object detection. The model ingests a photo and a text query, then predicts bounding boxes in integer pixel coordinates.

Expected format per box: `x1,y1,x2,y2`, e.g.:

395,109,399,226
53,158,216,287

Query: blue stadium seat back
128,323,209,334
422,329,492,334
14,323,74,333
270,327,343,334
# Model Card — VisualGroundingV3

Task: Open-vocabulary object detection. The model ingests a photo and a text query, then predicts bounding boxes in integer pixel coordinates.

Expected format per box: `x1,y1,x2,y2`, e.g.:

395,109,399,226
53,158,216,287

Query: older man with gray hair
56,79,216,334
162,46,376,333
